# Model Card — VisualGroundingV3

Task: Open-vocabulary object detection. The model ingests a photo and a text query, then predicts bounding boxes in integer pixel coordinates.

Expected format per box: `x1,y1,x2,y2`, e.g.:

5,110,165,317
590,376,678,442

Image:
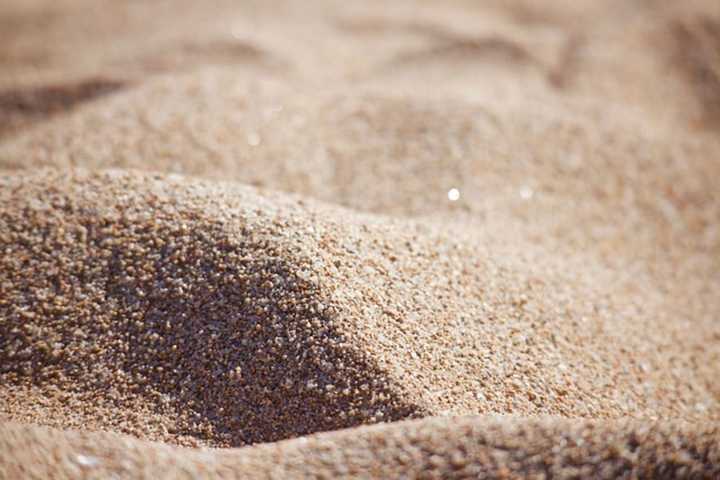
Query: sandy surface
1,0,719,478
3,417,719,479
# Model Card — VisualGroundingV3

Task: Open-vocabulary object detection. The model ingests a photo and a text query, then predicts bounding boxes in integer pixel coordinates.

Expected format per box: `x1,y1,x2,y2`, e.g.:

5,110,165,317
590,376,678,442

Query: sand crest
2,417,719,479
1,170,718,444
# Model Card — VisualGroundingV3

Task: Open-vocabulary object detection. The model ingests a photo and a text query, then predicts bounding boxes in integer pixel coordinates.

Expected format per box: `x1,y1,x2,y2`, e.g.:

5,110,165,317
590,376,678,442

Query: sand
3,417,719,479
1,0,719,478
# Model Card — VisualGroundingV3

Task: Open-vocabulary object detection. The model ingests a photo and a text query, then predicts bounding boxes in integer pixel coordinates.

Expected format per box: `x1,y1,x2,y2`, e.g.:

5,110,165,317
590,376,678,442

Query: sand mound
1,0,720,477
0,170,422,447
2,170,718,451
2,417,719,479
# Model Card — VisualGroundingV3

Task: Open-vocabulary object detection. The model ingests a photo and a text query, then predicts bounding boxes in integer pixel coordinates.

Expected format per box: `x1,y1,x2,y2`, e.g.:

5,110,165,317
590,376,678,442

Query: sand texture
1,0,719,478
3,417,719,479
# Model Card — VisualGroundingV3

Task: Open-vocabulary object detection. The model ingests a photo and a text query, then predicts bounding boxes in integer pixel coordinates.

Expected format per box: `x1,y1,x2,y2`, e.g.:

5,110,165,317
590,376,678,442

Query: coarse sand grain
2,417,719,479
1,170,718,445
1,0,720,478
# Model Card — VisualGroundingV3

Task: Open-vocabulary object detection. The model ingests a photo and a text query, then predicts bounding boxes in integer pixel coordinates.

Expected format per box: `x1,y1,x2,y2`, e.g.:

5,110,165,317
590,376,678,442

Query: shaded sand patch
0,170,421,447
0,78,124,137
671,16,720,126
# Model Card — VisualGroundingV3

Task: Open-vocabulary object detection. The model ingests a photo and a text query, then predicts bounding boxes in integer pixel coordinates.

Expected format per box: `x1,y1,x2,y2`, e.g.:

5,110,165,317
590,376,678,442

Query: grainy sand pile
1,0,720,478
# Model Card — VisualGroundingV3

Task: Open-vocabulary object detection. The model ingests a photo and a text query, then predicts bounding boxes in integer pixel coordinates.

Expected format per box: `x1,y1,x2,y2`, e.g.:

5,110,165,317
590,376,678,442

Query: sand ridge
2,417,719,479
1,0,720,478
1,169,718,445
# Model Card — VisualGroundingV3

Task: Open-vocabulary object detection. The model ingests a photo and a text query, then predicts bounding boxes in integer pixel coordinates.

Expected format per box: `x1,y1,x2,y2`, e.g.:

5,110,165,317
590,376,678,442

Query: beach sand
1,0,719,478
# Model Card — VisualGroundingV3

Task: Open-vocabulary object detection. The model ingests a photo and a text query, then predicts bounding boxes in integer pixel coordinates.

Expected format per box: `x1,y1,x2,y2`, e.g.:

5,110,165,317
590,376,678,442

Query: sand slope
2,417,719,479
1,170,718,448
1,0,720,477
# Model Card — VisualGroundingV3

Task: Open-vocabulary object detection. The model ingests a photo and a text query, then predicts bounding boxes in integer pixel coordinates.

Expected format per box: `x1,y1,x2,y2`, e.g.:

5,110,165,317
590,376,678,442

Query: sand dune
1,170,718,444
1,0,719,478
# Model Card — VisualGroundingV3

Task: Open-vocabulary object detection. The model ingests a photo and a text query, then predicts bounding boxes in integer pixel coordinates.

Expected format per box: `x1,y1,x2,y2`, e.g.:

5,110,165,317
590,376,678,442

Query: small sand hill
2,170,719,451
2,70,718,393
1,0,720,477
2,417,718,479
0,170,420,446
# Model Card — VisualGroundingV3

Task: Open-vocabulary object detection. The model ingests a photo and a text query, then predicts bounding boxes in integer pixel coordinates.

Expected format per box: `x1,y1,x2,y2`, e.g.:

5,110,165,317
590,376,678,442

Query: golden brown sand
3,417,719,479
1,0,719,478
